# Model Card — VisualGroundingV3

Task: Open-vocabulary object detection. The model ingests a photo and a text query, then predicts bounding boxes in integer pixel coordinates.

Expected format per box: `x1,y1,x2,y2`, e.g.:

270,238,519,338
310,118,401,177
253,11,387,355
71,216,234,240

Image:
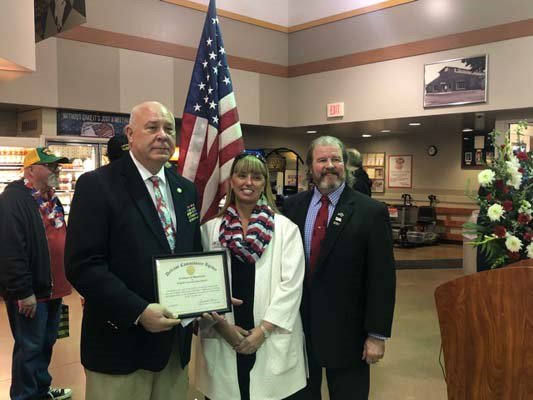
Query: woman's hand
200,297,243,322
234,326,265,354
214,320,249,347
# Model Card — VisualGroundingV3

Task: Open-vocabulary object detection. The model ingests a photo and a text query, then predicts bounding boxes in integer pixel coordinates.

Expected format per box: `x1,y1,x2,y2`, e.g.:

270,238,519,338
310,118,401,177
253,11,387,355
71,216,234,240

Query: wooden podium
434,265,533,399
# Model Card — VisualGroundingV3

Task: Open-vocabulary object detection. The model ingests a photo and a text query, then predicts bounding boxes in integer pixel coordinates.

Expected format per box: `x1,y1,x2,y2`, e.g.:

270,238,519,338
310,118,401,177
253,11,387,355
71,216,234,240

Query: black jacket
65,154,201,373
0,180,52,300
350,168,372,197
284,186,396,368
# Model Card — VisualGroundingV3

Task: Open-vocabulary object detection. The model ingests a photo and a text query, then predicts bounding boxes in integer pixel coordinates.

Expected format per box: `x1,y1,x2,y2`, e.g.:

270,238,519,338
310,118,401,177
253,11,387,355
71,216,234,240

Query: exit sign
327,102,344,118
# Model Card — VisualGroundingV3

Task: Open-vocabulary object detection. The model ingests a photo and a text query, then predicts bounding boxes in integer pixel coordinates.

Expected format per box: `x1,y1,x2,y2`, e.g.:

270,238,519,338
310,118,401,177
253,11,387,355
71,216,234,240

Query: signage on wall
57,109,130,138
327,102,344,118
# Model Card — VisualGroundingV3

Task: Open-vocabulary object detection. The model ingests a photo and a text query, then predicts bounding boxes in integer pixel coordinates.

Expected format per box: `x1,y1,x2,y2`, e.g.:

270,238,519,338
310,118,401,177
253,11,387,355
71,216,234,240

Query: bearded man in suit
283,136,396,400
65,101,201,400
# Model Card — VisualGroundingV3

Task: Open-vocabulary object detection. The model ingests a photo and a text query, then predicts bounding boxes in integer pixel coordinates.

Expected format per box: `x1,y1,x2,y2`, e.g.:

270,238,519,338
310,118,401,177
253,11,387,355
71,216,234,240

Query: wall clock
427,145,438,157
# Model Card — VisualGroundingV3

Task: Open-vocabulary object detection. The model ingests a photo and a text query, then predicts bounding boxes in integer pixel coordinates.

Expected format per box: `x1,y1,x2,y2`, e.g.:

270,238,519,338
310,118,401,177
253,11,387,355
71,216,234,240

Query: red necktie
309,195,329,281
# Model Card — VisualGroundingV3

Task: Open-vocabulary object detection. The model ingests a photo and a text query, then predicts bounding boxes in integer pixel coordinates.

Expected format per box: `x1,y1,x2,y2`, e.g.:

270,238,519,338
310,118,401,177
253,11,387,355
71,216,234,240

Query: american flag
178,0,244,222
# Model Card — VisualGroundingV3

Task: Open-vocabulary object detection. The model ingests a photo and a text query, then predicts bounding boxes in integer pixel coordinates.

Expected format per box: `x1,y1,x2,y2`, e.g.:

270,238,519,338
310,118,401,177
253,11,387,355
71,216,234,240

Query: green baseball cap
24,147,69,168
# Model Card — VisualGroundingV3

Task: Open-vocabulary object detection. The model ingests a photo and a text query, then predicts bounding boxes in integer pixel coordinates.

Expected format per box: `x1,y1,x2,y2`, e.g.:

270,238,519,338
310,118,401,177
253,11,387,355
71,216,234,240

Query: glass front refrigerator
46,140,109,216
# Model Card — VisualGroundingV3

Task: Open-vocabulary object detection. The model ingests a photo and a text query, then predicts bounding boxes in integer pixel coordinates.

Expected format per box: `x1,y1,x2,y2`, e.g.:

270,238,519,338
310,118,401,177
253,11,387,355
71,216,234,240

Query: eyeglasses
234,151,266,164
40,163,62,173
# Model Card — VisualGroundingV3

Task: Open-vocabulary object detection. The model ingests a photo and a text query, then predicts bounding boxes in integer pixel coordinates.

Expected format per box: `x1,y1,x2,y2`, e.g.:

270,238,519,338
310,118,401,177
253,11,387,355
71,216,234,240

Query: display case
47,141,106,215
0,146,28,193
0,140,108,213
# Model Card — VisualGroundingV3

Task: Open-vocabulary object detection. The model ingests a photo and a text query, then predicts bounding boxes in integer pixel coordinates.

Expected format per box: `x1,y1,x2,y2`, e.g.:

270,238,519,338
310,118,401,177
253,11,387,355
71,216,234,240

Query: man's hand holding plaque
139,303,181,333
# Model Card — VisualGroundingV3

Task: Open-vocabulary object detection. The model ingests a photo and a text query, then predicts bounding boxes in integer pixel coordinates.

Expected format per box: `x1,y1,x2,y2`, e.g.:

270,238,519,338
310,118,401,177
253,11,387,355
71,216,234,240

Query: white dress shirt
129,152,176,228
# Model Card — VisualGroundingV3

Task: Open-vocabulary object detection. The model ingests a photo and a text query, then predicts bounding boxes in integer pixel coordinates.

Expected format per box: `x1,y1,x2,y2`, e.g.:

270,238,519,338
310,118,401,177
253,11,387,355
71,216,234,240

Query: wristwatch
259,324,271,339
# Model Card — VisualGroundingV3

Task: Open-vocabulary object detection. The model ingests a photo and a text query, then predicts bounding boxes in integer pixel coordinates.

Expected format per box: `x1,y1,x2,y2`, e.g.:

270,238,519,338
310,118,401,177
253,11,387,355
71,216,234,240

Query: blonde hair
219,154,279,215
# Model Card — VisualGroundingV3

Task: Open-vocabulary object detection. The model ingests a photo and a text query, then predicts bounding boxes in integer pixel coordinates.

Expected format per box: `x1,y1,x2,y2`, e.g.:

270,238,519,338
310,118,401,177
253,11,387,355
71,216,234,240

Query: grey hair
346,148,363,169
305,135,353,186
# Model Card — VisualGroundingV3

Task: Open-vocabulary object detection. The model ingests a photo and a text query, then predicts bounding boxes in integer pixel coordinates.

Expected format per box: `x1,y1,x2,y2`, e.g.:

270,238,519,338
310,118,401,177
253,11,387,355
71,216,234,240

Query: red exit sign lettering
327,102,344,118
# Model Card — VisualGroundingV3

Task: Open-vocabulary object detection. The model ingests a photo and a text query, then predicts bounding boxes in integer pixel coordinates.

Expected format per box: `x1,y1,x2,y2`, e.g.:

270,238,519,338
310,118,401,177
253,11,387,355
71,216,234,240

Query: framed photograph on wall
424,55,487,108
371,179,385,193
388,155,412,188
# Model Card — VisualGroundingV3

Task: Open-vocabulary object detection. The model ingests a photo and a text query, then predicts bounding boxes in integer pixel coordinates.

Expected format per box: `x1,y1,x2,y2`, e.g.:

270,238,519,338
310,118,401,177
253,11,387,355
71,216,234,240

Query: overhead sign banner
57,109,129,138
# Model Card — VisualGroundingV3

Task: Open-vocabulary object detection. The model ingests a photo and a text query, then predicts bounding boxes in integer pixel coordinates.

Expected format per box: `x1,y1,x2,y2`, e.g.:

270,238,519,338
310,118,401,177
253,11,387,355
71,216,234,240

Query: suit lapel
121,155,170,252
166,168,190,253
313,187,357,276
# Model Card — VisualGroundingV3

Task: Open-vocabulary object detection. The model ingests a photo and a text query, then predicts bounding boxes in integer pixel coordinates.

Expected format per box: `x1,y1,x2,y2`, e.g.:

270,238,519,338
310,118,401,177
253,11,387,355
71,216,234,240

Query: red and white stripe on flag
179,93,244,222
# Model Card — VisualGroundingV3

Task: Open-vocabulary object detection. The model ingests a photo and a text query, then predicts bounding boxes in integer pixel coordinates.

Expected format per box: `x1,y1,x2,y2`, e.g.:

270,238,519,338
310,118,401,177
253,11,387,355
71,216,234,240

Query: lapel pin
177,187,182,193
333,214,343,226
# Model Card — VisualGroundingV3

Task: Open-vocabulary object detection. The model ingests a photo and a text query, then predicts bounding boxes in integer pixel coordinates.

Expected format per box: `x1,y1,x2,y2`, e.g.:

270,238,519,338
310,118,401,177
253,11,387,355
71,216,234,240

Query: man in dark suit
65,101,201,399
284,136,396,400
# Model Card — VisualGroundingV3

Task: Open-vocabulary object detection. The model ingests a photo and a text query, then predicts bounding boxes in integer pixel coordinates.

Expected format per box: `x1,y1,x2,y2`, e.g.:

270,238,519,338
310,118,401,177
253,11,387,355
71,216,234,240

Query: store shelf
0,164,23,169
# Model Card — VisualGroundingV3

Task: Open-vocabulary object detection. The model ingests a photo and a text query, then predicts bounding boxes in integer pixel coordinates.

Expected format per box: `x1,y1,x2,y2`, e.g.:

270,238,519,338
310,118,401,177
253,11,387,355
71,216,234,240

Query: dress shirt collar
129,152,167,185
311,182,345,207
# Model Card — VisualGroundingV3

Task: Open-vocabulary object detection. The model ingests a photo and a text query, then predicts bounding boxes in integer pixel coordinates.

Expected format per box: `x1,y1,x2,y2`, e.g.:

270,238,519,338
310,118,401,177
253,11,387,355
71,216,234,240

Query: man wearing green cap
0,147,73,400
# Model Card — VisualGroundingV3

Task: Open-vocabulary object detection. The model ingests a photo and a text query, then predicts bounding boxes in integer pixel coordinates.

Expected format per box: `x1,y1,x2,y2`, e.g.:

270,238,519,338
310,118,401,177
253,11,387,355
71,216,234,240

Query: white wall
348,131,480,206
0,39,290,127
0,39,59,107
289,0,398,26
173,0,290,27
288,0,533,64
289,37,533,127
0,0,35,71
85,0,288,66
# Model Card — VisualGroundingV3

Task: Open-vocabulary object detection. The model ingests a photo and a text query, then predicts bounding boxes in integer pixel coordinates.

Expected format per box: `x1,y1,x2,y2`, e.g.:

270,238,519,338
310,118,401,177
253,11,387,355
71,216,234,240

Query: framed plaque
153,250,231,319
388,155,412,188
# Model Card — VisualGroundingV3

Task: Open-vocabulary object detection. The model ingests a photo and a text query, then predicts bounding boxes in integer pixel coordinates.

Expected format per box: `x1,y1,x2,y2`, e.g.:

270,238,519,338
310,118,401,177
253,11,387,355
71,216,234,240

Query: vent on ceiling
21,119,38,132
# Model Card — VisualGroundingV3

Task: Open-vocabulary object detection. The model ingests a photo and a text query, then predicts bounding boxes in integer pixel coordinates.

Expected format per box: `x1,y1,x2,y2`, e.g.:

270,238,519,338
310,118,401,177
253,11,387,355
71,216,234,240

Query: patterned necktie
309,195,329,282
149,176,176,250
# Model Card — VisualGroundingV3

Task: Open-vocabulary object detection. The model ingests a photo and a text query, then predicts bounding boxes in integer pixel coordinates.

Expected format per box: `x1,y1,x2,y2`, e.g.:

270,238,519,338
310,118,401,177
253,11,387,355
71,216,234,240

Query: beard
46,173,59,189
314,169,344,193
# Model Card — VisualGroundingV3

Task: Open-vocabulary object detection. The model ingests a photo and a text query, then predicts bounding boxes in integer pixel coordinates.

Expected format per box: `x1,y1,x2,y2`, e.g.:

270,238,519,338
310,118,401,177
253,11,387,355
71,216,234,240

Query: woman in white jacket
191,152,307,400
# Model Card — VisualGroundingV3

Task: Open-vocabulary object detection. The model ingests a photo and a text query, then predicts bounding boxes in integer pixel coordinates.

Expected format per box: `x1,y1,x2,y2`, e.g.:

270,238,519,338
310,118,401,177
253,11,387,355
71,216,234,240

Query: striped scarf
219,199,275,264
24,179,65,229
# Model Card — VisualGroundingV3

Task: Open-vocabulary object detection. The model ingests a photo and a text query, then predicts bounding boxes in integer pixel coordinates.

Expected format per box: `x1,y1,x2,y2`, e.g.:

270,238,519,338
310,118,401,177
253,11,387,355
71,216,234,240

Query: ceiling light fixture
380,129,391,133
306,130,317,134
362,134,372,138
409,122,421,126
462,128,474,132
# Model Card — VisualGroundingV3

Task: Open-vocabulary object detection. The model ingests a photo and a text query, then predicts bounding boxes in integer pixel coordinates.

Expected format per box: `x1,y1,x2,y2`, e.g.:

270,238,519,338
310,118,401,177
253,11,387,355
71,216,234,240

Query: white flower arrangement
487,203,504,222
464,121,533,268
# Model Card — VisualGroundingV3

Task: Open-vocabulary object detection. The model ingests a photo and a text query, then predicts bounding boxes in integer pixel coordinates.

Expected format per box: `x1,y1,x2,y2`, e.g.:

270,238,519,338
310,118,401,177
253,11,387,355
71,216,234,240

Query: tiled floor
0,244,463,400
394,243,462,261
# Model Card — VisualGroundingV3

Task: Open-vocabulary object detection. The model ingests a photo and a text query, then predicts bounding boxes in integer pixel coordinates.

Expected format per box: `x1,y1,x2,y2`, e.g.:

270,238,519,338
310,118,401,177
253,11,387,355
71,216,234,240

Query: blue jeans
5,298,62,400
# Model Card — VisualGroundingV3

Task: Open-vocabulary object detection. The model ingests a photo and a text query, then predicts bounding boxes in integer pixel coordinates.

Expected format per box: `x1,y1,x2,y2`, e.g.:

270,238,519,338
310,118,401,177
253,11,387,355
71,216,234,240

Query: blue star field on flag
183,0,233,129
